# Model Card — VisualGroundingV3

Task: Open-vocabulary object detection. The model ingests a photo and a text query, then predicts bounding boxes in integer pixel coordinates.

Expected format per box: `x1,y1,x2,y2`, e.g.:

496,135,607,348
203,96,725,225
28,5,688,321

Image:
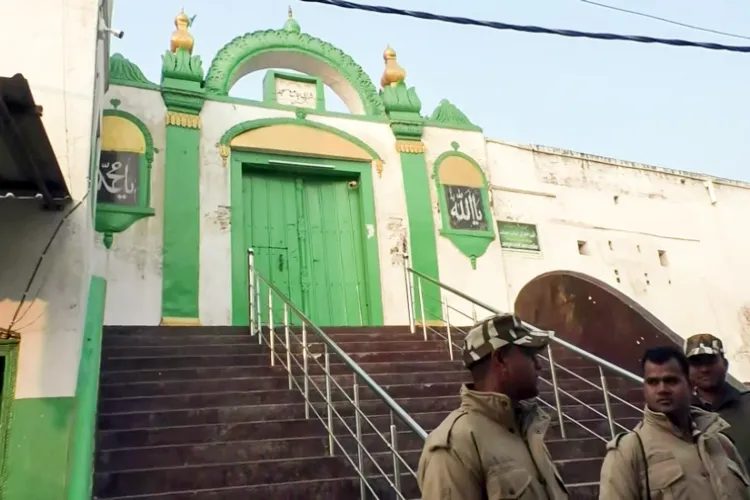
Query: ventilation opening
658,250,669,267
577,240,590,256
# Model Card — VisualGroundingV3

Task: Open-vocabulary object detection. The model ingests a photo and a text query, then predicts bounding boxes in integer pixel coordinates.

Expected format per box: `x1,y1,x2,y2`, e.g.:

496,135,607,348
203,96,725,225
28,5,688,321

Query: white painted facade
0,0,110,398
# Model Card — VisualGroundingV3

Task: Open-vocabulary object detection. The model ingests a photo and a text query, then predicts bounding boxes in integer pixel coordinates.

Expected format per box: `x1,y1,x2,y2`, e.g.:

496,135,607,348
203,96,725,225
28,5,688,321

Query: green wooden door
243,170,369,326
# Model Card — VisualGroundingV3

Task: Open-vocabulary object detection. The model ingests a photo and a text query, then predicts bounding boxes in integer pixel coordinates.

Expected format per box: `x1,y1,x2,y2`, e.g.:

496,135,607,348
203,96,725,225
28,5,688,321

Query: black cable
3,193,87,339
581,0,750,42
299,0,750,53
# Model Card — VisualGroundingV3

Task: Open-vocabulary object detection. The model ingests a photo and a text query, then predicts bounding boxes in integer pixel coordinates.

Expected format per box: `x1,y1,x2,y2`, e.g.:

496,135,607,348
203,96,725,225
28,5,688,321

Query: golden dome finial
380,45,406,88
170,8,195,54
288,5,293,18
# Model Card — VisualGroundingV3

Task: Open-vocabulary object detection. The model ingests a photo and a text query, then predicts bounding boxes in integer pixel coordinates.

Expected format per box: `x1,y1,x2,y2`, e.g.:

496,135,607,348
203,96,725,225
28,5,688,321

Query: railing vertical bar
268,288,275,366
391,417,401,493
417,277,427,341
284,304,292,390
325,348,334,456
248,249,255,335
256,275,262,344
302,322,310,419
600,366,617,439
443,296,453,361
354,377,365,500
546,345,566,439
403,253,416,334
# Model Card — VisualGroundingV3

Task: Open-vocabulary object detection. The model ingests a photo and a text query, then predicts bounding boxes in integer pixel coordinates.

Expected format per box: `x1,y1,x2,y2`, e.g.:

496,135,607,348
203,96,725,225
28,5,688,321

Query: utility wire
299,0,750,53
581,0,750,41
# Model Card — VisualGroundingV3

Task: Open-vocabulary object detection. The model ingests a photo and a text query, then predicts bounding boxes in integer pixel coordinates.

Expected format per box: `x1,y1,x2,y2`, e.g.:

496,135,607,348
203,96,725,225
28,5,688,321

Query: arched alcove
514,270,682,374
204,29,385,117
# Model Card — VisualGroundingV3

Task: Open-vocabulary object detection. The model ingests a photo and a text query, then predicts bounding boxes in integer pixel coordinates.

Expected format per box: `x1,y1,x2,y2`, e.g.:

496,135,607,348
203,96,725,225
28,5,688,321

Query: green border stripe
66,275,107,500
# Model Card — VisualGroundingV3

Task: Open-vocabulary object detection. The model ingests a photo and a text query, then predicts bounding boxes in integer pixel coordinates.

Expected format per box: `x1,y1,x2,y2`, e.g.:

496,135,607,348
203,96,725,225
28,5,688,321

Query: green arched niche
433,149,495,269
204,29,386,117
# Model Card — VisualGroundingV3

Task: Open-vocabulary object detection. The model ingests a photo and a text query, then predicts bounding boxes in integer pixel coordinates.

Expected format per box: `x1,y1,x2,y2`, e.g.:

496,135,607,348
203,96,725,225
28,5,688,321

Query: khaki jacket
417,384,569,500
599,406,750,500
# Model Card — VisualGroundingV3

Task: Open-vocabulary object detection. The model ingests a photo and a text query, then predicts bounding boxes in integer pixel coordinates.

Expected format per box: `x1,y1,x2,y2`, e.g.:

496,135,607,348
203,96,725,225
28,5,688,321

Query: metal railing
402,253,645,442
247,249,427,499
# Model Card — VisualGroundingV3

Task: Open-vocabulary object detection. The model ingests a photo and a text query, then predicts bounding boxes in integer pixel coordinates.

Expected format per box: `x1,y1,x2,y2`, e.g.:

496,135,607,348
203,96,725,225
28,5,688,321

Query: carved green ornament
381,81,424,141
204,29,386,117
429,99,482,132
161,48,204,84
160,48,205,115
109,53,158,90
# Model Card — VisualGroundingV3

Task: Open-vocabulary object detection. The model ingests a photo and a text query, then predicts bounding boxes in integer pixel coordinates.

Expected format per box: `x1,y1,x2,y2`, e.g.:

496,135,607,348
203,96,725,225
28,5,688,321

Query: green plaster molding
109,53,159,90
66,276,106,500
433,150,495,268
218,117,382,161
95,109,156,249
427,99,482,132
161,48,206,115
203,29,386,117
381,81,424,141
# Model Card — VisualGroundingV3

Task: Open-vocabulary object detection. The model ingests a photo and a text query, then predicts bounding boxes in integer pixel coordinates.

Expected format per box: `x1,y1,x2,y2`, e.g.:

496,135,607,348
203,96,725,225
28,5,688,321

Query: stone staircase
93,325,643,499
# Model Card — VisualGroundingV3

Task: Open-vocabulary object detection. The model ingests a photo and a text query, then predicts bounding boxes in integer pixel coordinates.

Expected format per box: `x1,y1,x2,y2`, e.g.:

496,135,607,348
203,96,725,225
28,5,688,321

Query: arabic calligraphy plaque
97,150,140,206
444,185,488,231
275,77,317,109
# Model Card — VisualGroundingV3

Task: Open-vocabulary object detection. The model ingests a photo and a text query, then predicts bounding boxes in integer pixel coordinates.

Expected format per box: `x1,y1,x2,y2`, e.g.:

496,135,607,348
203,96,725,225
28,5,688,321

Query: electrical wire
299,0,750,53
580,0,750,41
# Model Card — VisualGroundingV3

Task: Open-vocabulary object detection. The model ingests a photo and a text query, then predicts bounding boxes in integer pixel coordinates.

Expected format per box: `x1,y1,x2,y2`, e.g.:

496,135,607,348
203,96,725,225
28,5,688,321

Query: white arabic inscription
446,186,486,229
275,78,317,109
99,160,136,200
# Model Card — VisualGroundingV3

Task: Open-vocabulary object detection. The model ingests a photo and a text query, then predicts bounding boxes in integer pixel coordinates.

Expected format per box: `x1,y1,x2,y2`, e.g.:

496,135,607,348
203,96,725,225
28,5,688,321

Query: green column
159,41,205,325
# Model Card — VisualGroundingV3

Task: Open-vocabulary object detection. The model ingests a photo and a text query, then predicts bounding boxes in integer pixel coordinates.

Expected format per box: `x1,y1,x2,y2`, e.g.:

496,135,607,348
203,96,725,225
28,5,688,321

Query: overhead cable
299,0,750,53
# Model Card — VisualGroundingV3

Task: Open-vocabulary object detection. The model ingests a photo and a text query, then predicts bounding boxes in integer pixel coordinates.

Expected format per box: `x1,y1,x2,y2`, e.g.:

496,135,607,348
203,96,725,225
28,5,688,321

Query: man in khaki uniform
599,345,750,500
686,333,750,473
417,314,569,500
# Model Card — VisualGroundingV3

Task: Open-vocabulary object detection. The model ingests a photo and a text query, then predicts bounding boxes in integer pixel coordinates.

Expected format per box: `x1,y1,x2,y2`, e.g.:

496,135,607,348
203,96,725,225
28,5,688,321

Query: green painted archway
204,29,386,117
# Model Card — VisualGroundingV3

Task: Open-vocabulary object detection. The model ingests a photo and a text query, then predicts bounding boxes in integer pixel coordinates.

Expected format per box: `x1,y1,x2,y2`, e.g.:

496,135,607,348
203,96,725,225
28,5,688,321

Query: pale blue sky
113,1,750,181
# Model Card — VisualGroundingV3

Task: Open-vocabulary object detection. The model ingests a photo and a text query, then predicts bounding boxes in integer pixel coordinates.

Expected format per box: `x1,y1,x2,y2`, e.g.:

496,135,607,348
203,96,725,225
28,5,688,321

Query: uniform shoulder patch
426,410,469,452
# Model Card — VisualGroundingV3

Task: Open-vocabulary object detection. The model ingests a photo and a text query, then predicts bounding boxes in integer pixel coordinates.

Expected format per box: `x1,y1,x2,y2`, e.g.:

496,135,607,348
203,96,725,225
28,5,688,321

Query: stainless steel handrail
401,254,645,442
248,249,427,499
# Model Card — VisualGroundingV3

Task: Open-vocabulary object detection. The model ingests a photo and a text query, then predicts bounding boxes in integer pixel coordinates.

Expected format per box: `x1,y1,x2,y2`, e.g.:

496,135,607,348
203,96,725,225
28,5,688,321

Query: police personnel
417,314,569,499
686,333,750,473
599,345,750,500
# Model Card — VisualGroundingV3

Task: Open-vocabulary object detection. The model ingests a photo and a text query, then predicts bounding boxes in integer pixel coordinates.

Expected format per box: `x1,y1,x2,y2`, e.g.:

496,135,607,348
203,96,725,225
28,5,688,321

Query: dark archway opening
514,270,682,375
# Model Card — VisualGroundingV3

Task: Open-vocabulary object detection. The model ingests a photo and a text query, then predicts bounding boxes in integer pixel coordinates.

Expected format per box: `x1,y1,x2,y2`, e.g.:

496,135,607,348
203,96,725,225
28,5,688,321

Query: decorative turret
170,8,195,54
283,6,301,33
380,45,406,88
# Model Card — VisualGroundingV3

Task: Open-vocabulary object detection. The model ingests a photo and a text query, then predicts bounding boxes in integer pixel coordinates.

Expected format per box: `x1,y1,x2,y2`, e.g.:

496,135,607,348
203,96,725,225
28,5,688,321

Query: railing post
325,348,334,456
471,304,478,323
390,410,401,493
284,303,292,390
255,276,262,345
443,296,453,361
354,376,365,500
302,322,310,419
546,345,566,439
248,249,255,335
600,366,617,439
417,277,427,341
402,253,415,334
268,288,275,366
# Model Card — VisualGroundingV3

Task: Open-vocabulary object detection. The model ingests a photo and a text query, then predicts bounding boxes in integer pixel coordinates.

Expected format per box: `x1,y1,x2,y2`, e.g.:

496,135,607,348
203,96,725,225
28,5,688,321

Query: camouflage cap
684,333,725,358
462,314,553,368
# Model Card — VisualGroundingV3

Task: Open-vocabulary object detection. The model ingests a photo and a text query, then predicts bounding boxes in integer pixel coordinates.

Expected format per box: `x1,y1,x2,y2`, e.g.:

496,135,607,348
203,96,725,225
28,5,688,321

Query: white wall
93,86,166,326
0,0,104,398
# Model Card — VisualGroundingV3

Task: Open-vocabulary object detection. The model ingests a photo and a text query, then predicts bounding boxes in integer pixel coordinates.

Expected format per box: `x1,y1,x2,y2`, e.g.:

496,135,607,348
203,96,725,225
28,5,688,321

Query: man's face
688,354,726,391
497,346,543,400
643,359,691,415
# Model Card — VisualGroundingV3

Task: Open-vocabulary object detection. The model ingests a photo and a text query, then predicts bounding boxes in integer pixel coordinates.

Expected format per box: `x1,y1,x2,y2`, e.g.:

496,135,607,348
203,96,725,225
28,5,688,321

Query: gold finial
380,45,406,88
288,6,293,18
170,8,195,54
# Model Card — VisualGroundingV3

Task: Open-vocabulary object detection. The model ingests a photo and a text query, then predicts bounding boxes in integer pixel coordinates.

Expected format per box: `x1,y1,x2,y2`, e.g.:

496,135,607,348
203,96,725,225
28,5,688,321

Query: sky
112,0,750,181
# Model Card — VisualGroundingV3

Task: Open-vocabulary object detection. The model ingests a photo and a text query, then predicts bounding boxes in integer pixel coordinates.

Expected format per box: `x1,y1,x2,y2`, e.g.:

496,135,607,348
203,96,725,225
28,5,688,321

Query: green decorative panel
95,109,155,249
109,53,159,90
0,340,18,491
433,150,495,269
204,28,386,116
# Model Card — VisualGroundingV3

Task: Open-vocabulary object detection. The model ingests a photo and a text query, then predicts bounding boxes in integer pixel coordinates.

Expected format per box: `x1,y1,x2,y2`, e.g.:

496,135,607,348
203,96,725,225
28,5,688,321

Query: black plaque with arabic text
444,185,488,231
97,150,140,206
